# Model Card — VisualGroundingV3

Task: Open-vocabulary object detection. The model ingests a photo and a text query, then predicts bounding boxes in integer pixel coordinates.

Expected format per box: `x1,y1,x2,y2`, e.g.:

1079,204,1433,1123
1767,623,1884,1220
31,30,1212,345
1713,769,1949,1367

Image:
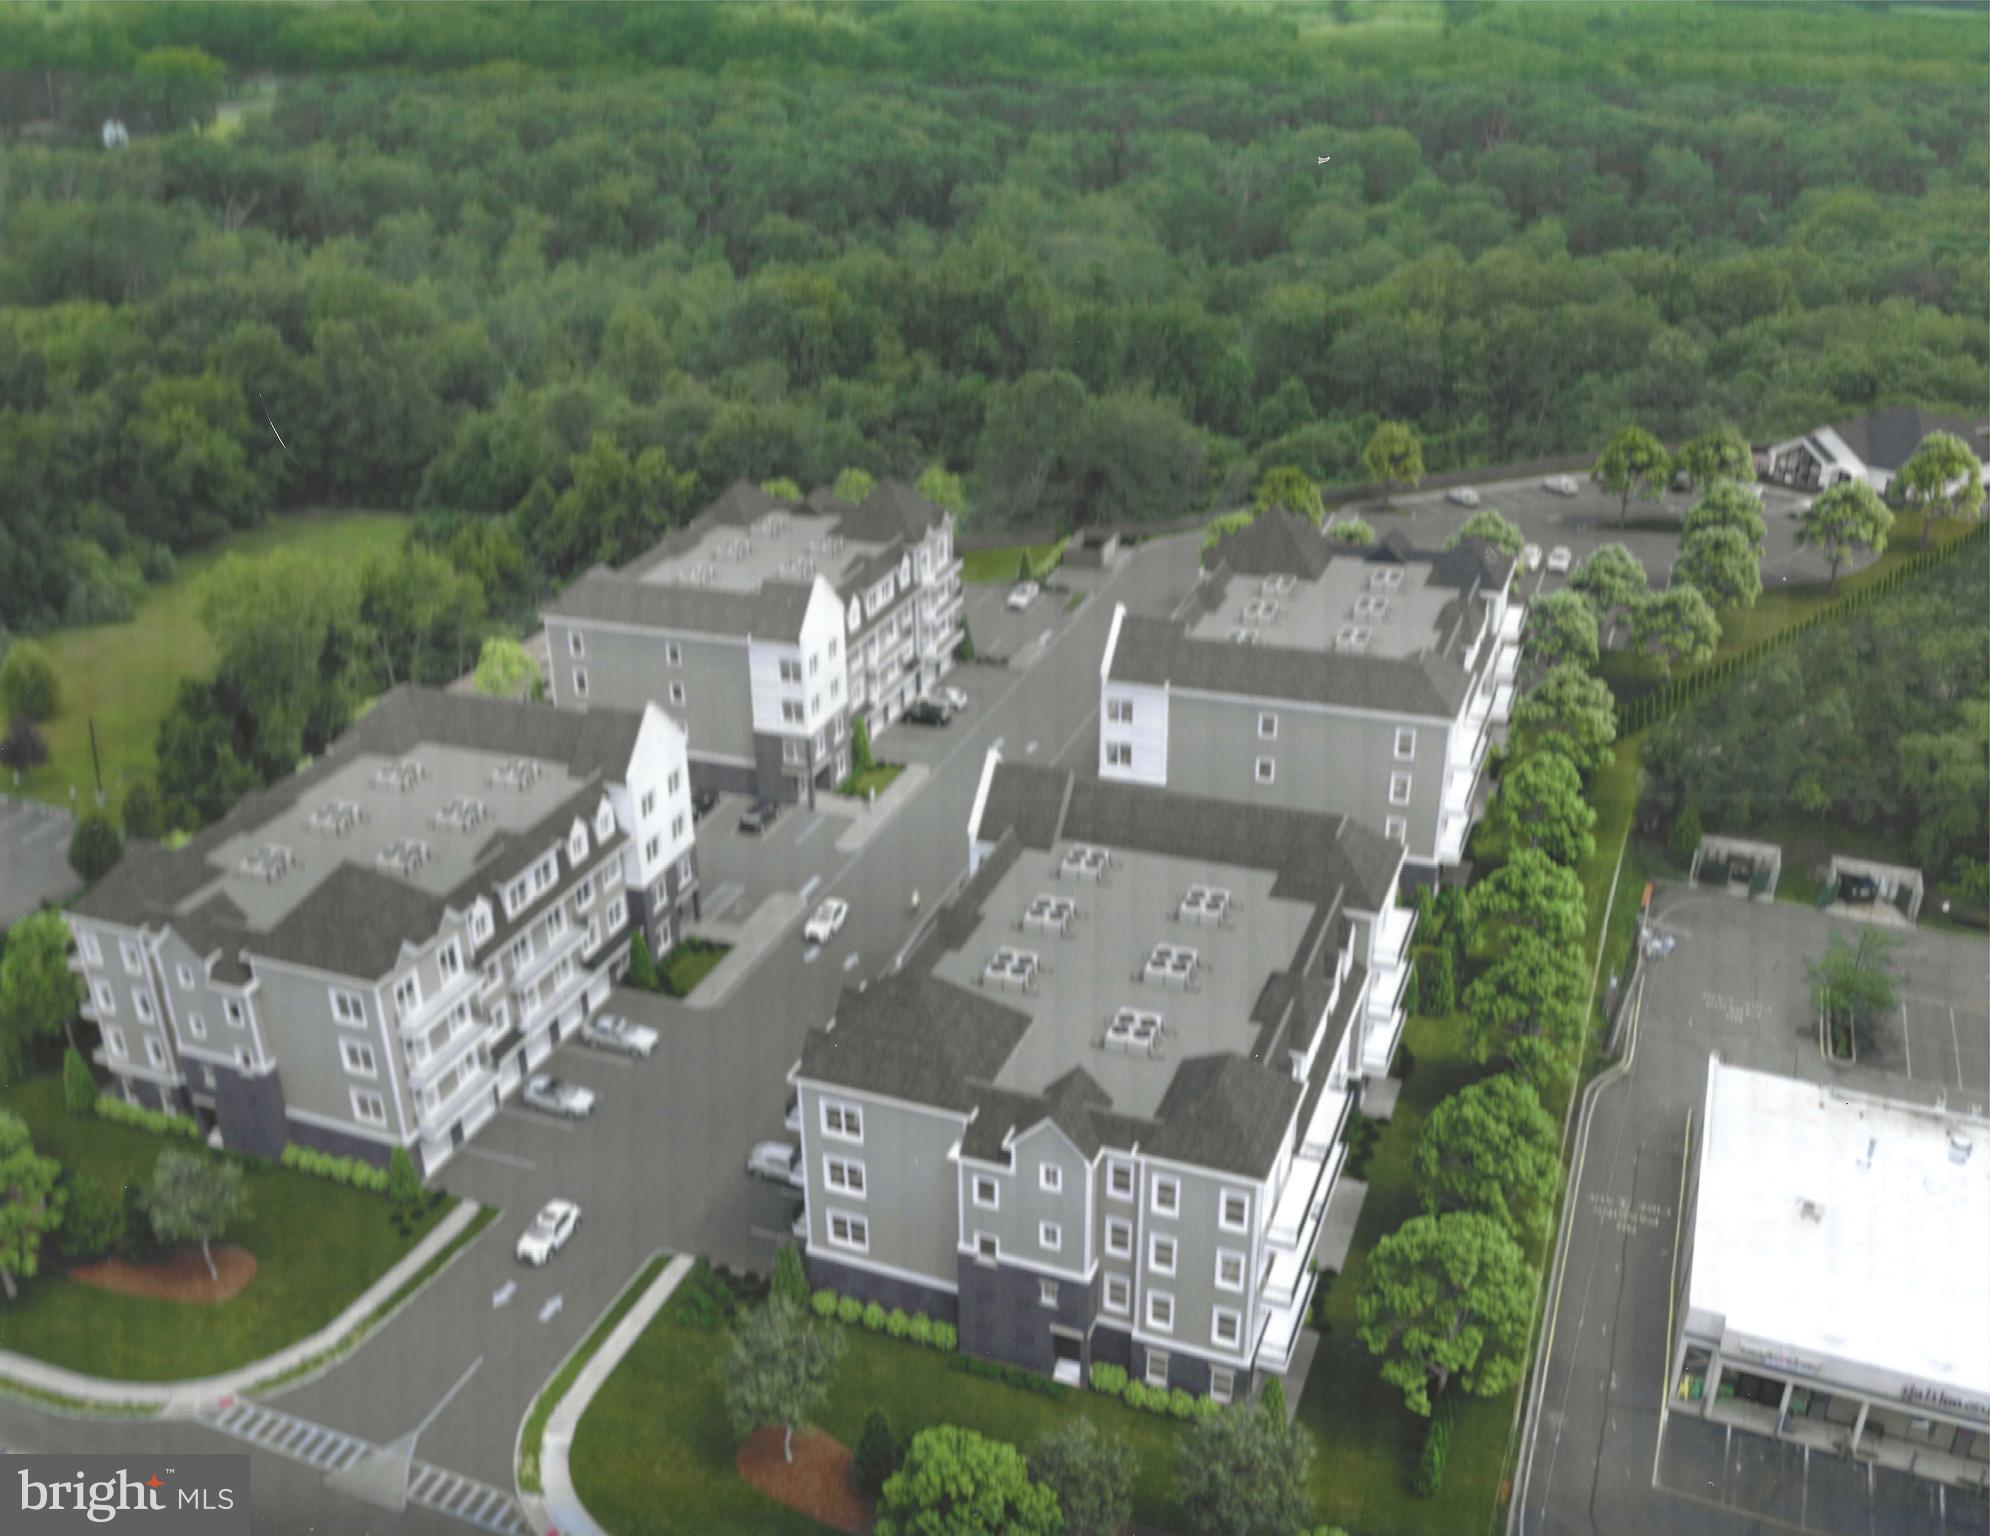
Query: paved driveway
1513,890,1990,1536
0,795,81,929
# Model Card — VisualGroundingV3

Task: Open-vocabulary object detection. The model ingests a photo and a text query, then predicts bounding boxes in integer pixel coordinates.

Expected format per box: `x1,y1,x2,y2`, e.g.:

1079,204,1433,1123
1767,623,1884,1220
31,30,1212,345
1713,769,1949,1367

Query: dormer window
596,803,614,840
569,825,588,863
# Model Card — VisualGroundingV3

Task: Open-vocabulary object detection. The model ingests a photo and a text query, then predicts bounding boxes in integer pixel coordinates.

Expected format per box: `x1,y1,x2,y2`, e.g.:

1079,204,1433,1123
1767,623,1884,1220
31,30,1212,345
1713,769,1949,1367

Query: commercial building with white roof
1670,1057,1990,1489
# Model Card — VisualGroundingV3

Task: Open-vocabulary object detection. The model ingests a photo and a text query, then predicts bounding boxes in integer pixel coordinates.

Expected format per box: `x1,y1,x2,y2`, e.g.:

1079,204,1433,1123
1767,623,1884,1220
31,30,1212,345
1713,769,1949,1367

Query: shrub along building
1097,507,1521,880
1671,1058,1990,1489
787,754,1414,1404
64,686,696,1176
541,478,964,807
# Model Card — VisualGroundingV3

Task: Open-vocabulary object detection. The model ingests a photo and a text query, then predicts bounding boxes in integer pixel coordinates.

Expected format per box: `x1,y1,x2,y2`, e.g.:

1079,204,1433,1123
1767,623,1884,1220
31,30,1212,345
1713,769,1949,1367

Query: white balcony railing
398,966,479,1036
417,1057,496,1134
509,922,586,994
407,1012,499,1090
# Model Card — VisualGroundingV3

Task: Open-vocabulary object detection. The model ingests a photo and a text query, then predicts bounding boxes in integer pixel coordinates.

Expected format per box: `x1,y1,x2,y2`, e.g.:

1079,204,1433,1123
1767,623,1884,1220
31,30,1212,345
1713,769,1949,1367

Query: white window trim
1106,1217,1132,1258
606,896,627,930
1039,1163,1063,1194
144,1034,167,1069
1215,1248,1246,1293
1395,726,1417,760
826,1210,870,1254
79,932,103,966
185,1012,207,1040
1146,1292,1175,1335
1255,755,1275,785
1258,711,1278,739
330,986,366,1026
223,998,245,1028
1219,1191,1250,1232
1039,1220,1062,1253
350,1088,387,1127
1104,1273,1131,1315
1149,1233,1177,1276
971,1175,1000,1211
572,668,588,698
1106,741,1132,768
1145,1348,1170,1388
820,1099,864,1143
92,980,116,1016
176,963,194,989
1209,1366,1236,1404
1212,1306,1243,1348
568,630,585,658
340,1039,379,1079
120,940,142,975
1039,1277,1060,1308
668,681,686,706
1385,815,1408,843
974,1231,999,1262
824,1156,867,1200
1107,696,1133,724
104,1026,127,1058
1389,770,1412,806
134,991,155,1024
1107,1159,1135,1201
1150,1174,1179,1217
665,641,683,666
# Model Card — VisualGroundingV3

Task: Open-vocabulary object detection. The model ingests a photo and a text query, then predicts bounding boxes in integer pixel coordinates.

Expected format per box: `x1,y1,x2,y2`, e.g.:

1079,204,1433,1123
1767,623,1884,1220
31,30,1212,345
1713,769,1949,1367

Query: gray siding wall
956,1252,1098,1375
549,621,756,766
70,917,180,1088
1162,693,1452,861
808,1252,959,1325
796,1083,965,1293
958,1124,1092,1278
251,953,408,1140
1135,1159,1261,1376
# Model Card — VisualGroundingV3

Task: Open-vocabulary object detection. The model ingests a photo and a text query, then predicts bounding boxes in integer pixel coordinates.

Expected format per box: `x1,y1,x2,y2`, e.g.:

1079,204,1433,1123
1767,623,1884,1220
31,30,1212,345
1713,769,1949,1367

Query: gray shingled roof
1106,612,1471,715
542,567,818,641
838,478,948,544
798,974,1031,1113
1828,407,1988,473
1146,1055,1305,1177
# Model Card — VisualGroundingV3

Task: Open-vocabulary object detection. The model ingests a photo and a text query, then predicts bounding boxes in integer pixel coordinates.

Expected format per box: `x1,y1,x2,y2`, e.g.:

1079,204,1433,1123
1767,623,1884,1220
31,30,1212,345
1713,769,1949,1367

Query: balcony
397,966,479,1036
1265,1079,1351,1256
417,1056,496,1135
521,958,595,1032
509,921,586,993
407,1012,500,1090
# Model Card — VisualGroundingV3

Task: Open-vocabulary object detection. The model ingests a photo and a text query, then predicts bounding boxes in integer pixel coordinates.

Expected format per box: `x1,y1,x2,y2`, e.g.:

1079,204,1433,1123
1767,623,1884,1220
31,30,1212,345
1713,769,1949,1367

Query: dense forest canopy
1,1,1985,634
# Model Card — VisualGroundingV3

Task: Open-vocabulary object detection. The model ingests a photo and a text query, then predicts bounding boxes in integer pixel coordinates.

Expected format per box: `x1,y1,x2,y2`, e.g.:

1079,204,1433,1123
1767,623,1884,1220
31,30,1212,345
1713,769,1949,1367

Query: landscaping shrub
1414,1400,1455,1498
862,1301,888,1332
279,1142,390,1194
94,1094,200,1141
389,1146,422,1208
886,1306,911,1338
56,1171,122,1262
811,1288,838,1319
951,1354,1069,1398
1089,1362,1128,1395
932,1322,957,1351
909,1313,935,1346
853,1407,902,1498
63,1047,96,1117
117,1183,165,1264
837,1295,863,1325
1343,1113,1381,1178
1421,944,1456,1014
670,1259,737,1332
1169,1387,1194,1419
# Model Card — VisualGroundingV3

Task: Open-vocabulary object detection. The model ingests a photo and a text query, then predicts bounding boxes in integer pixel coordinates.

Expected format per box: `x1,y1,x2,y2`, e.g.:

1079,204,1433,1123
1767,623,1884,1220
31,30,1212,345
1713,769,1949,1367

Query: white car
1520,543,1543,573
582,1013,657,1059
516,1199,580,1266
747,1139,803,1187
1787,498,1812,520
1543,475,1580,497
1546,546,1574,575
803,897,850,947
522,1074,597,1119
928,685,970,713
1007,580,1040,612
1446,487,1481,508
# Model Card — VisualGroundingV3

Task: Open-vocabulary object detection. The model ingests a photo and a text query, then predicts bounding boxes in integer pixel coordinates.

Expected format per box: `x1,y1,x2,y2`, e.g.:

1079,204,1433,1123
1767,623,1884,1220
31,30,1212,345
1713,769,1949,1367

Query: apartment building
1097,508,1521,871
1670,1059,1990,1490
787,756,1413,1402
65,686,696,1176
541,478,964,805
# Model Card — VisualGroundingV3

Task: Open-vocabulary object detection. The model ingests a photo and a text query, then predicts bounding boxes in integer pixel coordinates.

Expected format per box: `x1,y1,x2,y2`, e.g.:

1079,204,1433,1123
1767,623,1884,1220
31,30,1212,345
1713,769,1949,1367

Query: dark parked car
692,788,719,822
904,698,953,727
1838,873,1881,904
738,798,781,835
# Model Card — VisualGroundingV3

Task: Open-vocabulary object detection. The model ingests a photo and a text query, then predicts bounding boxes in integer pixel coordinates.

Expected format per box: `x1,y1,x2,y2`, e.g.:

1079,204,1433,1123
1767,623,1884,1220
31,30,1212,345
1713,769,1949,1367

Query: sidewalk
0,1198,485,1416
831,762,930,854
522,1252,694,1536
682,890,804,1010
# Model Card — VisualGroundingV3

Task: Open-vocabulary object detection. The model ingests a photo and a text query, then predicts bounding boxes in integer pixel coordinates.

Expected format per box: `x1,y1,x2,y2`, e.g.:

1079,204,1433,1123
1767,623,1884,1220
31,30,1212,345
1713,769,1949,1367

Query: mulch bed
69,1246,257,1305
736,1425,873,1534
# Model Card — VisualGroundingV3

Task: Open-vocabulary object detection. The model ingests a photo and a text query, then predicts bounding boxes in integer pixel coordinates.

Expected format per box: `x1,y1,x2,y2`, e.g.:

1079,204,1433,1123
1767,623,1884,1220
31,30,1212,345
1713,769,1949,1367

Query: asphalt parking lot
0,794,81,928
1515,889,1990,1536
1374,471,1876,608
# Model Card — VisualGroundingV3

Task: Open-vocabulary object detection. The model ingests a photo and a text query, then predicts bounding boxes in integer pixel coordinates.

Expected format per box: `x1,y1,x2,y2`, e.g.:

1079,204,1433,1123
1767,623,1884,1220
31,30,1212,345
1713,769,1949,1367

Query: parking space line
499,1109,574,1133
795,816,827,847
459,1144,536,1171
1951,1005,1968,1091
1901,1001,1912,1079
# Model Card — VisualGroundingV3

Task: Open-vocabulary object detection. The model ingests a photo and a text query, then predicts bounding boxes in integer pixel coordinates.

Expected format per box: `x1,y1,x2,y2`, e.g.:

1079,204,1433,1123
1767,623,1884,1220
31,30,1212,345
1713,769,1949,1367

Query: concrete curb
832,762,932,854
683,891,805,1011
519,1252,695,1536
0,1198,483,1416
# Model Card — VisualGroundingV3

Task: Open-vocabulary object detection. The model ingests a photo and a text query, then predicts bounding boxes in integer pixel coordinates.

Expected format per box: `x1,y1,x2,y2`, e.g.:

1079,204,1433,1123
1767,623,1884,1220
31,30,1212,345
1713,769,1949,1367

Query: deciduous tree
1895,431,1983,546
1566,544,1648,618
68,811,124,883
144,1150,246,1283
0,910,83,1082
833,467,876,503
0,1111,62,1302
1675,526,1761,610
1449,508,1525,558
1630,586,1721,674
1511,664,1617,778
1674,426,1752,493
1362,421,1425,504
1463,931,1587,1081
1680,480,1766,549
1253,464,1323,525
1325,516,1375,546
1796,482,1893,590
878,1426,1060,1536
1414,1075,1561,1240
0,640,58,723
1486,752,1596,865
472,636,540,701
1029,1418,1133,1536
1175,1398,1314,1536
1356,1211,1534,1416
1595,426,1670,526
1467,848,1586,950
725,1297,845,1465
1521,590,1599,675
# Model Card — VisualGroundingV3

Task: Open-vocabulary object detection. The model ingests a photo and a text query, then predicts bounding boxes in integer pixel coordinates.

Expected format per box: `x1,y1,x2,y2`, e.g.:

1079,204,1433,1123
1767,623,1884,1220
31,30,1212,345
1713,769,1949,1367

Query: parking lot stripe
1901,1000,1912,1078
408,1468,441,1501
459,1144,536,1171
1951,1005,1968,1091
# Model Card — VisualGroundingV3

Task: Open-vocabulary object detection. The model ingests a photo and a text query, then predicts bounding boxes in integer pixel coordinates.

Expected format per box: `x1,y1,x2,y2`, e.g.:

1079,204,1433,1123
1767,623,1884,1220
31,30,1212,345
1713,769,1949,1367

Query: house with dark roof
1763,407,1988,498
1097,508,1522,871
65,687,697,1176
541,478,963,806
784,755,1413,1405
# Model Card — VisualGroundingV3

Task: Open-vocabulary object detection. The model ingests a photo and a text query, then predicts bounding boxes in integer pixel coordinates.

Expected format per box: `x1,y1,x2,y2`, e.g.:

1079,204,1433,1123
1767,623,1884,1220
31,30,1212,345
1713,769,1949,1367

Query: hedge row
93,1093,201,1140
809,1288,957,1351
1616,520,1988,735
950,1353,1070,1399
280,1142,391,1194
1090,1361,1222,1420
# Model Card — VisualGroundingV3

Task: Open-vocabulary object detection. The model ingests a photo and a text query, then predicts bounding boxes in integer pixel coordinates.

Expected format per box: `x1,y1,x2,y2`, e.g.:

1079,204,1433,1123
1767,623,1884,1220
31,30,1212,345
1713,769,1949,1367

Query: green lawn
961,540,1066,584
572,1294,1196,1536
0,1073,445,1381
834,763,904,799
17,511,409,808
659,939,731,999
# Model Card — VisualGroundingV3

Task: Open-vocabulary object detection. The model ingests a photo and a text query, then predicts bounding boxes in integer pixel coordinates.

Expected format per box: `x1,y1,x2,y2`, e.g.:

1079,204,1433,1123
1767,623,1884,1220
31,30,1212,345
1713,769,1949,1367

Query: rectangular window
92,979,115,1015
1255,756,1275,785
176,962,195,990
782,700,804,725
568,828,588,864
779,658,802,683
438,942,462,980
545,905,568,939
134,991,155,1024
1394,727,1417,760
665,641,683,666
120,940,142,975
644,835,660,863
668,769,681,796
678,855,694,885
1106,1218,1132,1258
783,739,806,766
393,974,422,1020
350,1089,387,1127
1389,771,1412,806
1220,1190,1250,1231
1039,1221,1062,1253
104,1027,127,1059
605,896,627,931
341,1039,378,1078
827,1211,869,1252
79,932,102,966
824,1157,866,1198
1385,815,1408,844
144,1035,167,1069
574,878,595,910
1146,1293,1174,1334
509,933,533,970
1151,1175,1179,1216
1108,1159,1134,1199
1209,1367,1235,1404
568,630,585,658
1106,696,1133,724
1039,1278,1060,1309
223,998,245,1029
668,682,686,707
1104,1274,1131,1314
1106,742,1132,769
975,1232,998,1261
821,1100,863,1142
1145,1349,1170,1388
572,668,588,698
640,789,657,818
672,813,686,840
185,1012,207,1041
972,1175,1000,1210
1039,1163,1062,1194
1149,1234,1177,1276
472,906,493,943
1215,1250,1245,1292
1212,1307,1242,1348
1258,712,1278,740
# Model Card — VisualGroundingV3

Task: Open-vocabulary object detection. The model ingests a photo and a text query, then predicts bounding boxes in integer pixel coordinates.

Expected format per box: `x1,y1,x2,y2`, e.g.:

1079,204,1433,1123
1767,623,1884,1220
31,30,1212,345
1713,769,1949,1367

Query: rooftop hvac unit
1142,942,1200,990
1353,594,1390,620
753,513,788,539
1059,844,1112,883
1242,597,1281,624
780,555,815,580
717,536,752,561
817,534,846,557
375,838,431,878
306,800,363,836
371,758,426,793
1177,885,1234,927
1103,1007,1165,1057
490,757,544,791
1228,628,1260,645
981,946,1042,992
1336,624,1373,651
679,562,718,586
1260,574,1296,596
238,843,296,883
432,796,488,833
1370,569,1404,592
1022,893,1078,936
